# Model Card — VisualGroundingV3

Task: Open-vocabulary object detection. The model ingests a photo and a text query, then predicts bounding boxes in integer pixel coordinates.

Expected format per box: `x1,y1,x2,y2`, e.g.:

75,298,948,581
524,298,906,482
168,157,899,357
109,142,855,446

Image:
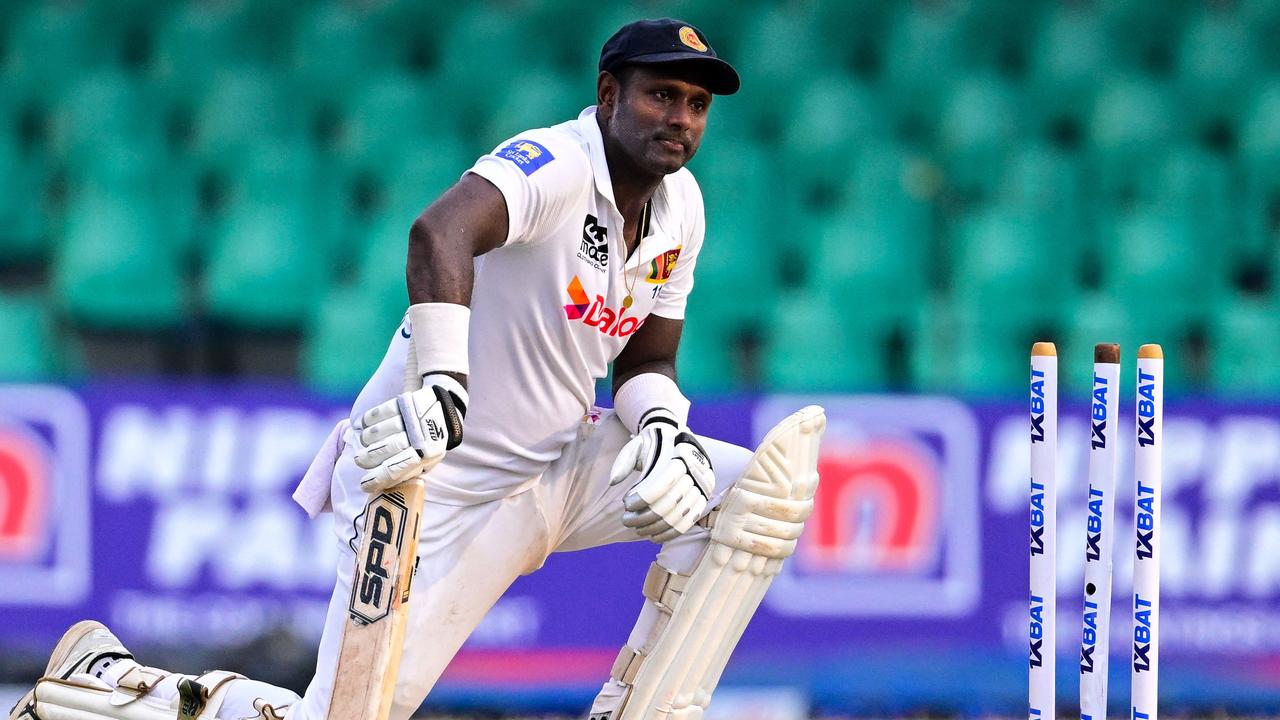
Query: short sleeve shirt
354,106,708,505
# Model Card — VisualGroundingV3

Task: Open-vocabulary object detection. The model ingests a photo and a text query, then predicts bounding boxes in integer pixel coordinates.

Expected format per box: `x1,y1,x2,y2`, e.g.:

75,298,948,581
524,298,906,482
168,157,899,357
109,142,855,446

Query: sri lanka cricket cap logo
679,26,708,52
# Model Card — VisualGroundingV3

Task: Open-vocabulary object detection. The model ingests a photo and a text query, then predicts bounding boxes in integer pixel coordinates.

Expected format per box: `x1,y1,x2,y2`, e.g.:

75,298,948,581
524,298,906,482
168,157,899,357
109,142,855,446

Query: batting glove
609,411,715,544
353,373,467,493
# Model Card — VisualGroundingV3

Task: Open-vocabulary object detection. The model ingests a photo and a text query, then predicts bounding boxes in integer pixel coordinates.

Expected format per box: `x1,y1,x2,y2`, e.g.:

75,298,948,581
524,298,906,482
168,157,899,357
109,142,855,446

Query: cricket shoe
9,620,133,719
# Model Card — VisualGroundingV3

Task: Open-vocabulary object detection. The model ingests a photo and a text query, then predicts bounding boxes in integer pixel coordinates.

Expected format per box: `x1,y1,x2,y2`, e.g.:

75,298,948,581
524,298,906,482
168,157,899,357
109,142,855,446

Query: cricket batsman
11,19,825,720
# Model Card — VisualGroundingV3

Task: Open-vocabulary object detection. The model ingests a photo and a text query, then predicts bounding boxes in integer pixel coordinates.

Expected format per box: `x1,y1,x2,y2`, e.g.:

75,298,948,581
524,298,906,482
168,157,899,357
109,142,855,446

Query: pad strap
113,665,167,696
610,645,644,686
641,561,690,613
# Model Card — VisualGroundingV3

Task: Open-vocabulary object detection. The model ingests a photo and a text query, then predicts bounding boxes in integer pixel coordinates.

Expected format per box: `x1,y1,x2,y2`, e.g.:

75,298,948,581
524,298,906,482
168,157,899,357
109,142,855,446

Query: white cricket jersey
349,106,706,505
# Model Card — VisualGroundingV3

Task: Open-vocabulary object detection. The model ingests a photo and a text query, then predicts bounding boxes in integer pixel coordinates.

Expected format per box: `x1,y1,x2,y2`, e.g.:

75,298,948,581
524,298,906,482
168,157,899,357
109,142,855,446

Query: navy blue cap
599,18,740,95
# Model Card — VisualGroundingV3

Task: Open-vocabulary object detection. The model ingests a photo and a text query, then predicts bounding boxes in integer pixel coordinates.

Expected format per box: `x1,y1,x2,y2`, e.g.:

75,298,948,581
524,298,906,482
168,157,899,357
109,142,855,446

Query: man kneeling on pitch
11,18,825,720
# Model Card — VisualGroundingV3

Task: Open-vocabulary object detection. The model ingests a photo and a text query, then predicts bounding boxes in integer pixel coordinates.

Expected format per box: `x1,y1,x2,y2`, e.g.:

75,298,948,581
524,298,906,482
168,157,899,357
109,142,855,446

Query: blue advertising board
2,383,1278,714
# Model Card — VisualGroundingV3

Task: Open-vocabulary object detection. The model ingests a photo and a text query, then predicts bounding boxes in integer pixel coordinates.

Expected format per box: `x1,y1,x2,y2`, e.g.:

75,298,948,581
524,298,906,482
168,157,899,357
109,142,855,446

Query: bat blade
328,477,425,720
330,330,427,720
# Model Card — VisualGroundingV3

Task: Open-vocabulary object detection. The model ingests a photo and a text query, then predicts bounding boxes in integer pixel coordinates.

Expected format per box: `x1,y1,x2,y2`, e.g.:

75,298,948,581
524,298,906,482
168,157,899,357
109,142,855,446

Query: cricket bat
328,336,427,720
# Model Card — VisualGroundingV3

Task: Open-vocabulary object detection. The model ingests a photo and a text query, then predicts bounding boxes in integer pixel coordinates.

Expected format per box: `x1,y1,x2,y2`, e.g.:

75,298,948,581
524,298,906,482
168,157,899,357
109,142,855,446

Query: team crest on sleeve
496,139,555,175
645,247,682,284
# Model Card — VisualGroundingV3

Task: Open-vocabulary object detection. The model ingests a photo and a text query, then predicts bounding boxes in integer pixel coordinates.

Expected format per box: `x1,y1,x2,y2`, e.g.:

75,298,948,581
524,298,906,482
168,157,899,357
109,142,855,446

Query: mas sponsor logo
0,386,91,605
563,276,644,338
579,214,609,271
645,247,681,284
756,395,980,617
495,138,554,176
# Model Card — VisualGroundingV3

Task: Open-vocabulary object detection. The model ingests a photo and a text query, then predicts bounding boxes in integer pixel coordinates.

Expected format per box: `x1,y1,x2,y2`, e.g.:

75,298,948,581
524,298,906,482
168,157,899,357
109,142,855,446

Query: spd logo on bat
349,490,411,625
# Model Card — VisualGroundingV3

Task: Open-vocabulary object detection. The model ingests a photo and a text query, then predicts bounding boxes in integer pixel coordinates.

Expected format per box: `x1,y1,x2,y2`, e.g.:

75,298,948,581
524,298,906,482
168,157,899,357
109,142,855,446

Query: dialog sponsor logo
563,276,644,337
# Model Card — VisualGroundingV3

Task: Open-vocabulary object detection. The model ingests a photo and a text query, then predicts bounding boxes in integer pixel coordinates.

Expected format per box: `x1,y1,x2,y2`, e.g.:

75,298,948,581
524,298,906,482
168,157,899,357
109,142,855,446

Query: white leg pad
12,668,287,720
592,406,826,720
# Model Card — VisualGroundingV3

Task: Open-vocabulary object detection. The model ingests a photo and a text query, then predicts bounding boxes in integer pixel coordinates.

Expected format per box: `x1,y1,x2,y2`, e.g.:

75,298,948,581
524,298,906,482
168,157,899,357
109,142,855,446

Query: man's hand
609,413,715,544
353,374,468,493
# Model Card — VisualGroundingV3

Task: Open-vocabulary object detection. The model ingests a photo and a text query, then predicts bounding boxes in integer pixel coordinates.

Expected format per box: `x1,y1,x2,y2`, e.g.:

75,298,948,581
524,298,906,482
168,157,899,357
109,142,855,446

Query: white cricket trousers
285,409,752,720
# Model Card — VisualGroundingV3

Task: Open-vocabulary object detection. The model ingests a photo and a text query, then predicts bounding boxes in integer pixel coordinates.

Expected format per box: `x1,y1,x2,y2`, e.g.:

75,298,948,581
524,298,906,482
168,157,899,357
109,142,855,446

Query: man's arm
608,315,714,543
404,173,509,388
406,173,509,306
612,315,684,393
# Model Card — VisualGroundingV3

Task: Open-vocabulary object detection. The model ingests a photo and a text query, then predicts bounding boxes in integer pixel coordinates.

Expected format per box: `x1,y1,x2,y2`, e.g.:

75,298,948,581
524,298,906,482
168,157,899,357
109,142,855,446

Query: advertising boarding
2,383,1278,714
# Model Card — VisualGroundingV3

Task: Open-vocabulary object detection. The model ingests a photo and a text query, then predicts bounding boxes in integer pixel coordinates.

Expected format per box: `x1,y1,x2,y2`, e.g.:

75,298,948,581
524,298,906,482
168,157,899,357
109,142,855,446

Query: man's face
599,64,713,176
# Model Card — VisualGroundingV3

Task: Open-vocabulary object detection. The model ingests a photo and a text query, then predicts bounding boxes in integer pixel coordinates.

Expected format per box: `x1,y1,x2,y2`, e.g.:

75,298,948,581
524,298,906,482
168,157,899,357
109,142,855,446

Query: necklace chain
622,200,651,308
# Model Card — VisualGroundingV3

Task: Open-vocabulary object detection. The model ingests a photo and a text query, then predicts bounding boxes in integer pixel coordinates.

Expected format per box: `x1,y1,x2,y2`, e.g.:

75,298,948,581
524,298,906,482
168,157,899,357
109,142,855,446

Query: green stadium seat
1062,293,1194,394
1028,5,1112,137
1136,147,1234,262
370,0,462,71
329,134,469,263
1102,210,1213,328
203,202,327,330
692,142,783,326
151,2,256,93
938,74,1025,201
53,196,184,330
340,73,449,167
293,2,390,108
224,140,319,209
779,75,890,201
352,213,413,326
65,141,200,264
0,293,57,381
733,5,825,136
810,208,928,338
1238,82,1280,261
762,290,884,391
192,70,303,175
1088,77,1181,207
811,1,891,74
882,2,969,142
996,143,1087,248
302,284,396,396
381,139,473,223
773,74,885,235
909,294,1050,396
0,132,48,265
1177,9,1259,135
5,2,97,91
844,142,935,246
1211,297,1280,395
1101,0,1188,74
1243,0,1280,69
51,70,158,162
959,0,1039,72
677,302,745,395
950,207,1075,327
64,141,164,207
482,68,581,149
437,5,551,131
